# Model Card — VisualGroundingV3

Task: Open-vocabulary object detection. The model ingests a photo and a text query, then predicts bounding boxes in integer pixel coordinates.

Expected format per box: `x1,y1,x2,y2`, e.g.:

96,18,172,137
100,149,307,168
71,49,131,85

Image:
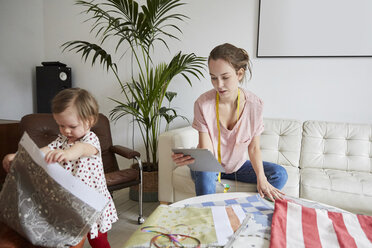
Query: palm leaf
61,41,117,72
165,91,177,102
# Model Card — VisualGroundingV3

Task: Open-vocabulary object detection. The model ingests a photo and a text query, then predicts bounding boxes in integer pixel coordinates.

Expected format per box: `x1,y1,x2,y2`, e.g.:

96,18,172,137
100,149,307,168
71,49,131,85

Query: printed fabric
0,144,102,247
270,199,372,248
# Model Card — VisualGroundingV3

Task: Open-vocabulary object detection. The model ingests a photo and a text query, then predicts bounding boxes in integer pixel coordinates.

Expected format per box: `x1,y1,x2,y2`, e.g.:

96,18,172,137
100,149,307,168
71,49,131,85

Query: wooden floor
83,188,159,248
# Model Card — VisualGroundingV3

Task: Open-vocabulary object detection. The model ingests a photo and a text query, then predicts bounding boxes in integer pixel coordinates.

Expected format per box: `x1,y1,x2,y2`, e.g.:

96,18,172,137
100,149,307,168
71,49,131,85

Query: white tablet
172,148,225,172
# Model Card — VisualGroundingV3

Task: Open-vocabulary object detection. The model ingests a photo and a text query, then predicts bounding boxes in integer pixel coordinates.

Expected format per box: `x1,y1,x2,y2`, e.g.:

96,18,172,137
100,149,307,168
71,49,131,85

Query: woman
172,43,288,201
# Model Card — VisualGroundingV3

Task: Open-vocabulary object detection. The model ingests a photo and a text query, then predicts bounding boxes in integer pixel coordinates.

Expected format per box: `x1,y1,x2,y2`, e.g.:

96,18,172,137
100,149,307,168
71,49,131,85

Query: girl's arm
172,132,213,166
248,136,283,201
44,142,98,164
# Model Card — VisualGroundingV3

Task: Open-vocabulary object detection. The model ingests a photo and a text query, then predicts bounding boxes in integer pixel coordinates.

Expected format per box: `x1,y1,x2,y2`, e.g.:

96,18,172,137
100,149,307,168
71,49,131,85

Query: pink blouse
192,88,264,174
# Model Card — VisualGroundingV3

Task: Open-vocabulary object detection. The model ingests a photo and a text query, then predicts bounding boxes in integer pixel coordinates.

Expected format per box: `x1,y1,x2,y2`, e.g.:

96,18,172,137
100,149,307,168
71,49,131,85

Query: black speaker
36,62,72,113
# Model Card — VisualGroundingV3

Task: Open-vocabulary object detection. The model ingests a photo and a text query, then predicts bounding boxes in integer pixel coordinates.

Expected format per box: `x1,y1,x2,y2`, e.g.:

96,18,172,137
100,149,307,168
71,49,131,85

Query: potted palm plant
62,0,205,201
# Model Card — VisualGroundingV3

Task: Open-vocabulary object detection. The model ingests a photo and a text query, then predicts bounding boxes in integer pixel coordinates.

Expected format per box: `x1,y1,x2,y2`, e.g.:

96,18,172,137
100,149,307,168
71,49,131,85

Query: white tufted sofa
158,118,372,215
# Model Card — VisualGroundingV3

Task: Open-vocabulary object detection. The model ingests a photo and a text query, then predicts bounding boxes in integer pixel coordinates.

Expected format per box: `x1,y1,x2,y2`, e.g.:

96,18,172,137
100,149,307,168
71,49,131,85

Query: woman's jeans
190,160,288,196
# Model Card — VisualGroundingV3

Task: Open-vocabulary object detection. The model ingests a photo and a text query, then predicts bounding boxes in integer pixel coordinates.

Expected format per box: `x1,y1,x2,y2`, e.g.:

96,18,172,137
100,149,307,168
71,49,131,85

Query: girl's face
209,58,243,101
53,105,91,143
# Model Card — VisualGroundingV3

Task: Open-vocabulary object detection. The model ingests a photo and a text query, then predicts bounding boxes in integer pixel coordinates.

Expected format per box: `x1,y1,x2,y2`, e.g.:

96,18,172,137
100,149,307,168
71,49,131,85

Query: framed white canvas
257,0,372,57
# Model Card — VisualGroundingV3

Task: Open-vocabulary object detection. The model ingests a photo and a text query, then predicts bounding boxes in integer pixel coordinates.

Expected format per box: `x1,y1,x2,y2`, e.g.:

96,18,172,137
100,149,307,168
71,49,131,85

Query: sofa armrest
158,126,198,203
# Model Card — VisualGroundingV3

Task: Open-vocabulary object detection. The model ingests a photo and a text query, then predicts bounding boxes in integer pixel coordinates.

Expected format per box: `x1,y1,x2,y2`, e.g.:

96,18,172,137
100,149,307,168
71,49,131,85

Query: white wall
0,0,44,120
1,0,372,161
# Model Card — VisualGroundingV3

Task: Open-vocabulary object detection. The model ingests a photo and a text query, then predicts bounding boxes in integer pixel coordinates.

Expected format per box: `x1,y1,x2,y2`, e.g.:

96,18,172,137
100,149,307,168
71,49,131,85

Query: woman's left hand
256,175,284,201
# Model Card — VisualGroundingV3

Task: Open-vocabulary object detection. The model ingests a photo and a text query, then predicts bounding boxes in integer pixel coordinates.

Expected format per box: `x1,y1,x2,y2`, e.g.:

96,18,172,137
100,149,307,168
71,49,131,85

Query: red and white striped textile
270,199,372,248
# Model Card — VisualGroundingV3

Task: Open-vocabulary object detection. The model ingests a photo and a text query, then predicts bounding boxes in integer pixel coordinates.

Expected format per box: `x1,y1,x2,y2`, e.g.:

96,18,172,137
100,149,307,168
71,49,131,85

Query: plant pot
129,163,158,202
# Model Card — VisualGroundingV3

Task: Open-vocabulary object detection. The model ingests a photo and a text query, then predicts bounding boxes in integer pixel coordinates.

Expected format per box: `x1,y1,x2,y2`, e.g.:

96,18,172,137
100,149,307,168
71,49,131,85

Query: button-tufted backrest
260,118,303,168
20,114,59,147
19,113,119,173
300,121,372,172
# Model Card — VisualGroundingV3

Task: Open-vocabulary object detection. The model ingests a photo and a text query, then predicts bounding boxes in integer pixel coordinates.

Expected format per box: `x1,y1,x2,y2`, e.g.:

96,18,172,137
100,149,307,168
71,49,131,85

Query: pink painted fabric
192,88,264,174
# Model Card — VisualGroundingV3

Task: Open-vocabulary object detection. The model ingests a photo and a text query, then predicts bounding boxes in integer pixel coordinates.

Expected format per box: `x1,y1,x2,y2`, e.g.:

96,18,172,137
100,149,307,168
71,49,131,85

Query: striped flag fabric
270,199,372,248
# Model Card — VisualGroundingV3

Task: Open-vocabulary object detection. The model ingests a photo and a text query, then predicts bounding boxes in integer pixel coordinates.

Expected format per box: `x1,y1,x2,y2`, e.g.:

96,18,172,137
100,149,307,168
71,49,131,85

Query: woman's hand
2,153,16,173
257,174,284,201
171,152,195,166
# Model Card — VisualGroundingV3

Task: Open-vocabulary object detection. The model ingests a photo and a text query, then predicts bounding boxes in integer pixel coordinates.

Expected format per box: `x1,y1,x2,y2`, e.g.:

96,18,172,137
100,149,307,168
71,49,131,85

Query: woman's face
208,59,243,101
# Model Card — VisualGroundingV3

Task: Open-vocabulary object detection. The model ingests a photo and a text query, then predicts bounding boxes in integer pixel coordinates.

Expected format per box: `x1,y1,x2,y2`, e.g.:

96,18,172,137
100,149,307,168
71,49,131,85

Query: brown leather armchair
19,113,144,224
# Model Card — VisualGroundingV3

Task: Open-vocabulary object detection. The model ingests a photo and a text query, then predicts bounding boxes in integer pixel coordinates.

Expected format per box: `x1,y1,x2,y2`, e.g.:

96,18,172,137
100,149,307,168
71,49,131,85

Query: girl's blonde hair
208,43,252,82
52,88,99,127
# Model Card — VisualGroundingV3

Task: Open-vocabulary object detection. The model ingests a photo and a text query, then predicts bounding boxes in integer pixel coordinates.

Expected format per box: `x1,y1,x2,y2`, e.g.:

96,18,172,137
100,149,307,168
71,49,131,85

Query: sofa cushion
301,168,372,215
280,166,299,197
300,121,372,172
261,118,302,168
260,119,302,197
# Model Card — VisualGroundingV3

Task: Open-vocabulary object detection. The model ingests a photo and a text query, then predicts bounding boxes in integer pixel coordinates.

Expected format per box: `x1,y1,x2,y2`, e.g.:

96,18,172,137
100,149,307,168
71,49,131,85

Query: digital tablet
172,148,225,172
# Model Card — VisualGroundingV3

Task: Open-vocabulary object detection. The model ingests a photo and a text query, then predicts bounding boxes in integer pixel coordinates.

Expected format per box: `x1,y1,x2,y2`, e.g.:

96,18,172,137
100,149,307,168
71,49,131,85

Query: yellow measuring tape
216,89,240,193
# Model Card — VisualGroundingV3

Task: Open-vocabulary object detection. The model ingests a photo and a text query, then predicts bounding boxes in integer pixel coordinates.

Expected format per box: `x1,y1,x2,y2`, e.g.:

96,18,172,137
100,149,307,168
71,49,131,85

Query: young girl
172,43,288,201
3,88,117,248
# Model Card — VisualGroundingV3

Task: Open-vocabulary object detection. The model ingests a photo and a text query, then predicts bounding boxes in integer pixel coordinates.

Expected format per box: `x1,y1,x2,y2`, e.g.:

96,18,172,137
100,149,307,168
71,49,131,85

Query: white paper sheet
210,205,247,246
211,206,234,246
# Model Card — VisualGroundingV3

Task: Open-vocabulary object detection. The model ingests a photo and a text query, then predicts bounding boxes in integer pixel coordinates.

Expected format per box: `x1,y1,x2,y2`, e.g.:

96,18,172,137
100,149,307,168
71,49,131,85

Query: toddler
3,88,118,248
